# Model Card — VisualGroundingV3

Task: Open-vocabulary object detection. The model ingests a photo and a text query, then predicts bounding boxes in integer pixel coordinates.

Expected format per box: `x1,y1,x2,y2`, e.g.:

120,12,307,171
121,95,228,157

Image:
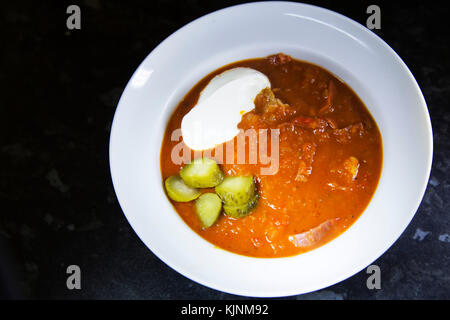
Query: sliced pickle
223,194,259,219
215,176,256,206
180,158,224,188
164,175,201,202
195,193,222,228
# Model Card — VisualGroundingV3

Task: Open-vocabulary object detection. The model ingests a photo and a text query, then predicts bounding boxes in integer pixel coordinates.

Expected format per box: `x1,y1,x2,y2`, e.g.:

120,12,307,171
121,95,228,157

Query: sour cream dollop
181,67,271,150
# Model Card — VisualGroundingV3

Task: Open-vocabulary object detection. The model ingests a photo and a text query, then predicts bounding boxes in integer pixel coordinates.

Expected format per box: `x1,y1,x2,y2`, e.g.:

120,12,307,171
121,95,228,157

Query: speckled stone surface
0,0,448,299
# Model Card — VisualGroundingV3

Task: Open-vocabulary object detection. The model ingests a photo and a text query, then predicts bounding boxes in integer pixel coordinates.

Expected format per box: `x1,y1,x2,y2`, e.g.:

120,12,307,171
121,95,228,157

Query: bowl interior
109,2,432,297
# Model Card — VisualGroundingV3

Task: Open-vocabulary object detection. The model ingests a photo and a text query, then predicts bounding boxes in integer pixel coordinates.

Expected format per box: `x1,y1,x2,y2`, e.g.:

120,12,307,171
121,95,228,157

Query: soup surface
160,54,382,258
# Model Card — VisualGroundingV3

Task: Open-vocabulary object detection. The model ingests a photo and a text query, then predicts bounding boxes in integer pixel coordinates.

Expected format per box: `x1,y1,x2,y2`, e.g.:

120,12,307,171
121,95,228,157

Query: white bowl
109,1,433,297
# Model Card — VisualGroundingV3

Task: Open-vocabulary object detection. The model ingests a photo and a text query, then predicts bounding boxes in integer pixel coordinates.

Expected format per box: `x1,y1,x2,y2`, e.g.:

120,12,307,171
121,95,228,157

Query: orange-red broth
160,55,382,258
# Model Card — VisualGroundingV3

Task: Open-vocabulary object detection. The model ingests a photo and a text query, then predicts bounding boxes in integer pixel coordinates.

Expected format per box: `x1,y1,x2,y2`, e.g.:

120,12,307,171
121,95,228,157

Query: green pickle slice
223,194,259,219
215,176,256,206
180,158,224,188
164,175,201,202
195,193,222,228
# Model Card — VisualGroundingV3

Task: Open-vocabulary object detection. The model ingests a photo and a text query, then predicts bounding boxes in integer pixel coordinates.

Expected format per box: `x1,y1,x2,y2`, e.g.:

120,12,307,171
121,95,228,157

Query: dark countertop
1,0,448,299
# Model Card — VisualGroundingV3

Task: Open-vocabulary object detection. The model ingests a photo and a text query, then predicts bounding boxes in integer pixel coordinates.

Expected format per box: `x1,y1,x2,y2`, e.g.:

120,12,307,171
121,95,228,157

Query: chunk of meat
327,156,360,189
254,87,296,124
254,87,280,114
332,122,365,143
344,156,360,181
267,53,292,65
288,218,339,247
288,116,366,144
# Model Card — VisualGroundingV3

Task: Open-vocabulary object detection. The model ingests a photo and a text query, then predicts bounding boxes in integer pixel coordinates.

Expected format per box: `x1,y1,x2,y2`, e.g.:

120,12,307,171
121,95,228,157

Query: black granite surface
0,0,449,299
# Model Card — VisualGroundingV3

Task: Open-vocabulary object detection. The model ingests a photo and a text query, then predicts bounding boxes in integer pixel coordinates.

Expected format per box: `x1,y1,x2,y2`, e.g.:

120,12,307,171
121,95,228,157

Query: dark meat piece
267,53,292,65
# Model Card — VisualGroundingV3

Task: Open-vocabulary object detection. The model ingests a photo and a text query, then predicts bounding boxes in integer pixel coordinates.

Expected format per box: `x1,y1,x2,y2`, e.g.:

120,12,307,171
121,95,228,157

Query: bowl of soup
109,2,432,296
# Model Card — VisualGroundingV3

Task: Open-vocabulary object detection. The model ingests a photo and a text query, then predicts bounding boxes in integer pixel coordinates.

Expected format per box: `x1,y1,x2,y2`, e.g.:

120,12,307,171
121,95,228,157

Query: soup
160,53,382,258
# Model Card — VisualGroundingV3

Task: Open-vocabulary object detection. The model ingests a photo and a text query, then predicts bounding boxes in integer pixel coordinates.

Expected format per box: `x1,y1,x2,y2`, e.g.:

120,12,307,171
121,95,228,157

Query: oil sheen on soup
160,53,382,258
